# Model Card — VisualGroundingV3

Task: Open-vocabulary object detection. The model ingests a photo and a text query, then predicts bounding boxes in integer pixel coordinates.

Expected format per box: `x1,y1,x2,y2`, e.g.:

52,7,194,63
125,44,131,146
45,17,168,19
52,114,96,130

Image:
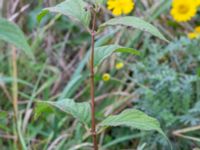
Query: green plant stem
11,47,27,150
11,46,19,149
90,9,98,150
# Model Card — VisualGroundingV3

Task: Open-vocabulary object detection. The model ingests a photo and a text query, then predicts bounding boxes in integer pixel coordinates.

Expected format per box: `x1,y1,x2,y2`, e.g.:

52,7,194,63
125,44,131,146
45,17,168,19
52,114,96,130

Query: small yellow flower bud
115,62,124,70
102,73,110,82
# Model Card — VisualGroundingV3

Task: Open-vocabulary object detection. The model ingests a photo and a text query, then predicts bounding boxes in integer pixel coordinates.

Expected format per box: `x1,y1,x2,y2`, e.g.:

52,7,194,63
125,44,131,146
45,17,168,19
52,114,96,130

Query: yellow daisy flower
115,62,124,70
102,73,111,82
107,0,134,16
170,0,197,22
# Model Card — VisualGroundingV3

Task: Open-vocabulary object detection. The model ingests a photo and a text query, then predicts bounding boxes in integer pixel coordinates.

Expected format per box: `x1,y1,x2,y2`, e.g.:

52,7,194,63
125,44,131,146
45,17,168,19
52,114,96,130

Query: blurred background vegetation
0,0,200,149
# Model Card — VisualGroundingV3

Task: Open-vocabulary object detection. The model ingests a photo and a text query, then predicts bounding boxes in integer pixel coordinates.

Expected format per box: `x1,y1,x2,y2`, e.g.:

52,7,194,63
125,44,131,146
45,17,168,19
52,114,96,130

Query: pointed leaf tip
100,16,169,42
0,18,34,59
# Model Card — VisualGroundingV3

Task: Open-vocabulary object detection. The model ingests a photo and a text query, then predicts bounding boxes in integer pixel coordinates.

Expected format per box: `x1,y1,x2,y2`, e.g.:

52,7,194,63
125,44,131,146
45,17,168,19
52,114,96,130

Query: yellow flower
115,62,124,70
187,26,200,39
170,0,197,22
102,73,111,82
195,0,200,6
107,0,134,16
194,26,200,33
187,32,199,39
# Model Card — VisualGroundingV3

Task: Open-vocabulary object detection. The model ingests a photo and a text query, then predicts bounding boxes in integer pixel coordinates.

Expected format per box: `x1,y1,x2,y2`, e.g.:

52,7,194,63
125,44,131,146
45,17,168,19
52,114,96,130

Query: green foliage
35,0,170,148
100,109,164,134
2,0,200,149
0,18,34,59
100,16,168,42
38,0,91,28
35,99,91,125
129,37,200,149
180,102,200,125
37,10,49,23
94,45,140,67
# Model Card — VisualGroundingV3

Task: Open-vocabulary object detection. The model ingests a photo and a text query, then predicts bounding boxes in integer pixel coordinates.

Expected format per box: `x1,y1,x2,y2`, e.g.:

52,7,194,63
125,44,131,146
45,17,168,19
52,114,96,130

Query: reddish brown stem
90,9,98,150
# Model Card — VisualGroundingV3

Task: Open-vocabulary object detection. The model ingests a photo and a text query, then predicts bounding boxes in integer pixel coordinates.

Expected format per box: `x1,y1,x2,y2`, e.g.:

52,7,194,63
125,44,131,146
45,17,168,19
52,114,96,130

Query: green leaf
100,109,164,135
94,45,140,67
38,0,91,28
100,16,168,42
0,18,34,59
115,47,140,55
35,99,91,125
37,9,49,23
100,110,172,149
34,102,54,120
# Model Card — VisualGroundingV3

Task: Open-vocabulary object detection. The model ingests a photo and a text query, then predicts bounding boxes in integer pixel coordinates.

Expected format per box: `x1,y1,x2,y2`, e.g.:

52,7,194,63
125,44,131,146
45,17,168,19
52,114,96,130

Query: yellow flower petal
107,0,134,16
194,26,200,33
187,32,199,39
112,7,122,16
107,1,117,10
195,0,200,7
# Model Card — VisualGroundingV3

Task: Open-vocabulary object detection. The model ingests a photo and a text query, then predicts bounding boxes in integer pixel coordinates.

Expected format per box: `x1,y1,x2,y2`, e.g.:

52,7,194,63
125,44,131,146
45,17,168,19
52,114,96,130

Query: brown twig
89,7,98,150
47,134,70,150
173,125,200,142
9,4,30,21
0,133,16,140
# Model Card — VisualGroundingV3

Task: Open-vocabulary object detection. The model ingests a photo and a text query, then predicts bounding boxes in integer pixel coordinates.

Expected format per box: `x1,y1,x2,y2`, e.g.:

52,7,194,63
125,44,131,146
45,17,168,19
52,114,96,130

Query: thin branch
89,7,98,150
173,125,200,142
9,4,30,21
